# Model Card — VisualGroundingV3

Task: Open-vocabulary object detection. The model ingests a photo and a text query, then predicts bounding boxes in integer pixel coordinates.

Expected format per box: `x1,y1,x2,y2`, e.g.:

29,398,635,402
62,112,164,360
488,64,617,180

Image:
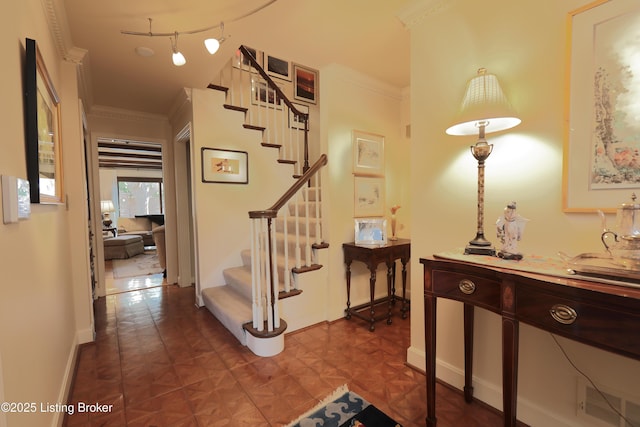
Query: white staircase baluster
282,202,290,293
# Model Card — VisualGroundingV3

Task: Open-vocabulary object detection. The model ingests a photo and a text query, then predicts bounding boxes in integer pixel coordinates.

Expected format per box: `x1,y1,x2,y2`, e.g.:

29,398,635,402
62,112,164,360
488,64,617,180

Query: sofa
117,216,161,247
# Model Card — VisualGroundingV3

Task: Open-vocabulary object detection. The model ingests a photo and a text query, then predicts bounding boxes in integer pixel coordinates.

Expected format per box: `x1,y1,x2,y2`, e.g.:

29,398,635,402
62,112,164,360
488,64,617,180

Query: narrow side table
343,239,410,331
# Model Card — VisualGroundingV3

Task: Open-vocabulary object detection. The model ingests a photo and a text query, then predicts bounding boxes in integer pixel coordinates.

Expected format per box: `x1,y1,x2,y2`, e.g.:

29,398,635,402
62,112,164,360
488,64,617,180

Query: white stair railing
248,155,327,334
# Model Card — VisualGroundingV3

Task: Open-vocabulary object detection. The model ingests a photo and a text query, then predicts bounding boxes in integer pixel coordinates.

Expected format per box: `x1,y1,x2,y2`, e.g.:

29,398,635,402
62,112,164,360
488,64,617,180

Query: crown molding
88,105,169,124
324,64,405,101
397,0,456,29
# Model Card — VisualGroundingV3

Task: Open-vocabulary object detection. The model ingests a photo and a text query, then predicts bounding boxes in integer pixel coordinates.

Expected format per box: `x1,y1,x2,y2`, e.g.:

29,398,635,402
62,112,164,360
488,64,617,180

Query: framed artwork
352,130,384,176
251,79,282,109
266,55,292,81
234,46,262,72
354,176,384,217
293,64,318,104
201,148,248,184
354,218,387,246
563,0,640,212
289,103,309,130
24,38,64,204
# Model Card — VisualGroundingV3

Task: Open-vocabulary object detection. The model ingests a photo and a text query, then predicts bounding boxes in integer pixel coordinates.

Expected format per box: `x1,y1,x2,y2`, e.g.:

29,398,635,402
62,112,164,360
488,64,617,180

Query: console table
343,239,410,331
421,255,640,427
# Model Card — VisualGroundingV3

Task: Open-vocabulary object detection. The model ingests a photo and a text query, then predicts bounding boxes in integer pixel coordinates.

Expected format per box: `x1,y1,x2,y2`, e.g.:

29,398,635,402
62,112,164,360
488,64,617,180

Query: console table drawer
431,270,501,312
516,286,640,358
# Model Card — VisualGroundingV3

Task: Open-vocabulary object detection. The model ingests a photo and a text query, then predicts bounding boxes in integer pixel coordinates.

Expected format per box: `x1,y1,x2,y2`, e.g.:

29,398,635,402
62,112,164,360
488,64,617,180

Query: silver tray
559,252,640,283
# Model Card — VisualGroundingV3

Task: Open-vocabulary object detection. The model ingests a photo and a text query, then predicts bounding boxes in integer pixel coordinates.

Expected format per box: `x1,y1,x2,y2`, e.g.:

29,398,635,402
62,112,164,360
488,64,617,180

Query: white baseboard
406,346,579,427
76,327,95,345
52,337,80,427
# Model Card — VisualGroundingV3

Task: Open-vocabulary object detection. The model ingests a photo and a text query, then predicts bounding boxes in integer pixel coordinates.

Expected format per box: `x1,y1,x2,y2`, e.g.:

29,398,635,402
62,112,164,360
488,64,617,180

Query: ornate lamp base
464,233,495,256
465,244,496,256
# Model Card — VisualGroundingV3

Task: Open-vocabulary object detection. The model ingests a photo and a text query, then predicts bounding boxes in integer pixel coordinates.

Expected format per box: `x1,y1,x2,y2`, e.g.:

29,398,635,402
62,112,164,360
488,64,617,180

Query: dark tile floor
65,277,513,426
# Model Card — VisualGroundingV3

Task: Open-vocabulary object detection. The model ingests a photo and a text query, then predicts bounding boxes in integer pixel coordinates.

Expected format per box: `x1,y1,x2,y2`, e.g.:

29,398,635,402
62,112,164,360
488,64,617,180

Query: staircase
200,46,328,356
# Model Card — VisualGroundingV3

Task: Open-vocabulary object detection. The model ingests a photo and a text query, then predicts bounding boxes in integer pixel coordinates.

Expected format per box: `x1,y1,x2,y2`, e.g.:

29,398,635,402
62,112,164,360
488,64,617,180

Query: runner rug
286,385,402,427
112,251,162,279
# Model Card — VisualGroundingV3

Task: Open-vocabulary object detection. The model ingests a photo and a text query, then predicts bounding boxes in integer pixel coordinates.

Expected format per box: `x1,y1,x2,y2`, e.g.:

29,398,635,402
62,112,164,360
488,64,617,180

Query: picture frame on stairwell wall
289,103,309,130
251,80,283,110
234,46,262,72
266,54,292,81
293,63,318,104
201,147,248,184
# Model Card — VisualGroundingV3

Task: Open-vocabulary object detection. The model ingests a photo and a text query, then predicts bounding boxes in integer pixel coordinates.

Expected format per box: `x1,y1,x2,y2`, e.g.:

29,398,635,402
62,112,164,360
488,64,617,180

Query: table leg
386,261,393,325
401,258,408,318
368,266,377,331
345,261,352,319
503,316,519,427
464,304,475,403
425,294,437,427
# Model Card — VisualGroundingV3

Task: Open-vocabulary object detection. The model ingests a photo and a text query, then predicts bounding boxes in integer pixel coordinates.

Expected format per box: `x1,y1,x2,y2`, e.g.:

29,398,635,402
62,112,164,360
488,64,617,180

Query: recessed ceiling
97,138,163,170
62,0,411,115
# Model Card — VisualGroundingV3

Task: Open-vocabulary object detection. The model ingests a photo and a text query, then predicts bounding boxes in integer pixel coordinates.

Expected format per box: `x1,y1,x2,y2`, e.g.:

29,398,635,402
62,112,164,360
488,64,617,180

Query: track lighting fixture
121,0,277,66
171,32,186,66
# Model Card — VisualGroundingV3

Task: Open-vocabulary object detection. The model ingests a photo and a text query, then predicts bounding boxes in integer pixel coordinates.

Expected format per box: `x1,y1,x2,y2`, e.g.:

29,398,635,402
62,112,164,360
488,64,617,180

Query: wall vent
577,378,640,427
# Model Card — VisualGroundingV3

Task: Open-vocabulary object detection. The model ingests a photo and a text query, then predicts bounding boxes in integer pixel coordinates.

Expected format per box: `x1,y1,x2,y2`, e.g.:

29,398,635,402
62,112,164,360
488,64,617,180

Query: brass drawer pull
458,279,476,295
550,304,577,325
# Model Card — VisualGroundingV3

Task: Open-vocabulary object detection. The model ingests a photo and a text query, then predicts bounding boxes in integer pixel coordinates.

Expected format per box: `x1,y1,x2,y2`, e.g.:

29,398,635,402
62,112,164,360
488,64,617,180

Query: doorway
96,137,166,295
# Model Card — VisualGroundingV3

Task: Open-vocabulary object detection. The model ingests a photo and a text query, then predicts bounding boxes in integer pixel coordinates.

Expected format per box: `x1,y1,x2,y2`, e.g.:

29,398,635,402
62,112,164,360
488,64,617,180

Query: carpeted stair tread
201,285,252,345
222,265,253,301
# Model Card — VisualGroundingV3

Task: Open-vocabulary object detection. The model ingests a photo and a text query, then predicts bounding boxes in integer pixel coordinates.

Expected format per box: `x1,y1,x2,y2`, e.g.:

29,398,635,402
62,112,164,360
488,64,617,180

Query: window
117,177,164,217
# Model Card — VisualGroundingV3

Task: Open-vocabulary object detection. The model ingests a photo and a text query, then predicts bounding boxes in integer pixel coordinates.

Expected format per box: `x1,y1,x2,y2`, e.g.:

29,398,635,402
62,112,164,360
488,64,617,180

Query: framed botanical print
354,176,384,217
352,130,384,176
563,0,640,212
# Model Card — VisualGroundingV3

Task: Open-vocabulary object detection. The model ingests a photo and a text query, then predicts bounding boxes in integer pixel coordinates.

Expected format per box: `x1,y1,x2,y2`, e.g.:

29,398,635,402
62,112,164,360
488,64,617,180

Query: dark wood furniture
343,239,410,331
421,256,640,427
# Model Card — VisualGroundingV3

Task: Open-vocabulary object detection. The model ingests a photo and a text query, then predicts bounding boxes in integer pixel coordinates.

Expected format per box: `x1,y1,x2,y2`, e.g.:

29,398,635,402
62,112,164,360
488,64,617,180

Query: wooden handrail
249,154,327,219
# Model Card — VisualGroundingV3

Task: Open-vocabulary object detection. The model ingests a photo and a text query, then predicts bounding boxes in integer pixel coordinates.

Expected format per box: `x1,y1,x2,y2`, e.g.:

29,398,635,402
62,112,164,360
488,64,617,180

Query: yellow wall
320,64,411,321
0,1,91,426
405,0,640,425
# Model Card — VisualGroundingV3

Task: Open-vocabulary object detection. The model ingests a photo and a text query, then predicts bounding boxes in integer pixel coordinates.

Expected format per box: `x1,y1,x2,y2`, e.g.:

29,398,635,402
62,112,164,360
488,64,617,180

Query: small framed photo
289,103,309,130
266,55,292,81
201,148,248,184
293,64,318,104
354,176,385,217
353,130,384,176
251,79,282,109
234,46,262,72
354,218,387,246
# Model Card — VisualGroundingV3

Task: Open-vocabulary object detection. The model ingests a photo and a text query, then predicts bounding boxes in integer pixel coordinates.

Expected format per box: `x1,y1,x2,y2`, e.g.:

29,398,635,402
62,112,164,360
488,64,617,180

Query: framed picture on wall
266,54,292,81
234,46,262,72
354,176,384,217
293,64,318,104
563,0,640,212
352,130,384,176
24,38,64,204
251,80,283,109
201,148,248,184
289,103,309,129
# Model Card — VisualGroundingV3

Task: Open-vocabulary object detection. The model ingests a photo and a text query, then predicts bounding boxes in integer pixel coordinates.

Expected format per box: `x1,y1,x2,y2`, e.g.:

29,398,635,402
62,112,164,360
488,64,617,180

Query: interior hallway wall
404,0,640,425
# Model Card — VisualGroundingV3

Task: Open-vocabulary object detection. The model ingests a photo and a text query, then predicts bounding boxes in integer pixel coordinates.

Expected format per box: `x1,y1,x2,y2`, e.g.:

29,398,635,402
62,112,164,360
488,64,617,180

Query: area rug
286,385,402,427
112,251,163,279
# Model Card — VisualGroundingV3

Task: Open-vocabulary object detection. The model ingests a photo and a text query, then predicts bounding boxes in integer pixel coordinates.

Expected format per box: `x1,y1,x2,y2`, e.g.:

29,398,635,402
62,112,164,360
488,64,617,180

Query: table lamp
446,68,521,256
100,200,115,228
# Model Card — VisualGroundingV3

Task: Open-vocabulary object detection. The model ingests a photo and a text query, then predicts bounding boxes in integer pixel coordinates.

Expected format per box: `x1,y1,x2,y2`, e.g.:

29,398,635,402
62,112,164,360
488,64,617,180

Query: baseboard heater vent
577,378,640,427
